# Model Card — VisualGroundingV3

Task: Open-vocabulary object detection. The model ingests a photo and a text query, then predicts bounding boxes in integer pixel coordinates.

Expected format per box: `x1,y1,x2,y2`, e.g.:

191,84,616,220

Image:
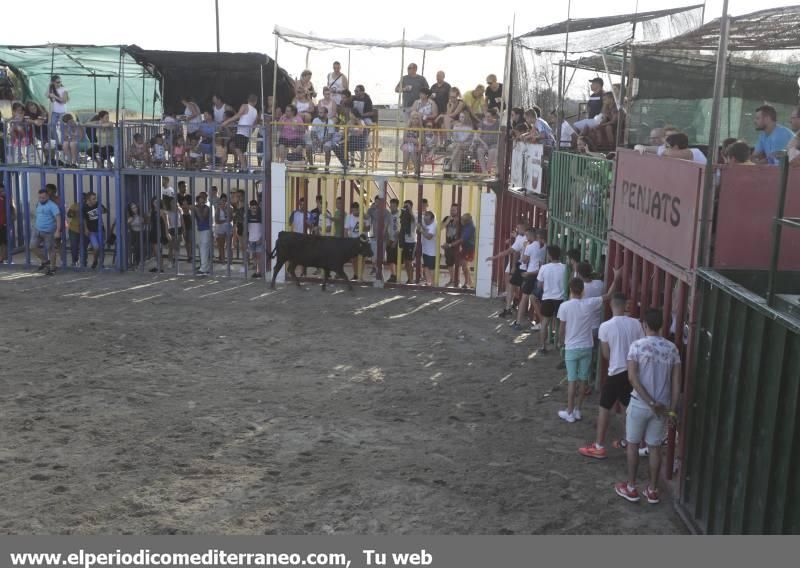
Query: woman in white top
180,96,202,134
47,75,69,150
293,87,315,125
327,61,348,106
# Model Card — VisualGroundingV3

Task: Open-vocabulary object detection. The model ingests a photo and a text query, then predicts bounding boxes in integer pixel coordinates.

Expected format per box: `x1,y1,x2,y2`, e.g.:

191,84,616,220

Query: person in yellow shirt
462,85,486,118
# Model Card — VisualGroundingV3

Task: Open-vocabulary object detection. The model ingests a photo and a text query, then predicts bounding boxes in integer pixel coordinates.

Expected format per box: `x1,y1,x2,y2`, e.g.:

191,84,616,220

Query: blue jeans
69,230,88,266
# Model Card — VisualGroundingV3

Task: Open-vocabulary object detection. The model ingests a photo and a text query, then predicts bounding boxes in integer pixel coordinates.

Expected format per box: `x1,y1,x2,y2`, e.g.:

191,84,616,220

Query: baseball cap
590,77,604,86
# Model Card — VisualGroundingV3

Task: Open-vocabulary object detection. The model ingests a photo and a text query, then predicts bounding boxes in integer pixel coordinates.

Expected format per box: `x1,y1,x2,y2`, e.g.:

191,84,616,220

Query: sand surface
0,270,685,534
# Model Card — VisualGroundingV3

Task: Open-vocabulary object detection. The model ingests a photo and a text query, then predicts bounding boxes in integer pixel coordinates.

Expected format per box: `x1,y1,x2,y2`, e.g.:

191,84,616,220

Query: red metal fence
491,189,548,295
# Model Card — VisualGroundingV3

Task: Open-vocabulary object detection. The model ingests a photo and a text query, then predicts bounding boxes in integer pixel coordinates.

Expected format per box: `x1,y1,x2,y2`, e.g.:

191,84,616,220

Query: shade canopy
0,44,158,117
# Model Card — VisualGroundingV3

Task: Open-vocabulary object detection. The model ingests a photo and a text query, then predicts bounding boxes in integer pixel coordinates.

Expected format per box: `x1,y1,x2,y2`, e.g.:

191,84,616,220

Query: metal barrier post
766,153,791,307
434,182,443,287
21,174,31,267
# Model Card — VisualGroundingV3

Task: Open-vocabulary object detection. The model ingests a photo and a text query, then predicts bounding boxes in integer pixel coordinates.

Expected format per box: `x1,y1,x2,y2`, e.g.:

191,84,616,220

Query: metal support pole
616,46,628,148
215,0,221,52
766,153,791,307
697,1,730,269
395,29,406,176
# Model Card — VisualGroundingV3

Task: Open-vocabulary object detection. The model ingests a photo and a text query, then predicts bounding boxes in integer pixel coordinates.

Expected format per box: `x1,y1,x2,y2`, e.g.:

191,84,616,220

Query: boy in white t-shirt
246,200,264,278
510,228,544,331
556,269,620,423
579,292,643,459
536,245,567,352
344,202,363,280
485,222,529,317
419,211,438,285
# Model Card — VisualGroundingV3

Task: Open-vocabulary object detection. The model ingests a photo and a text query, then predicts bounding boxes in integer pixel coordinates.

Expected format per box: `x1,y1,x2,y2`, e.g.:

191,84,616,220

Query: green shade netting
0,45,161,118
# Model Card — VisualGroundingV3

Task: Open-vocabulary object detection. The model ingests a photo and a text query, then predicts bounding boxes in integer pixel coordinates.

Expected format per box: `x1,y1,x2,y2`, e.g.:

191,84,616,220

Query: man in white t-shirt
246,200,265,278
556,269,620,423
579,292,643,459
485,222,529,317
615,308,681,505
160,176,175,198
419,211,438,285
576,260,606,380
344,202,363,280
289,197,307,234
511,228,545,332
536,245,568,352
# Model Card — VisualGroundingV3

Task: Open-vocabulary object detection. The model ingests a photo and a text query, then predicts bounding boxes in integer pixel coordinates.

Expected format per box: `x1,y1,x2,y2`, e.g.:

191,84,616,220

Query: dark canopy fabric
639,6,800,51
517,4,704,38
124,46,294,115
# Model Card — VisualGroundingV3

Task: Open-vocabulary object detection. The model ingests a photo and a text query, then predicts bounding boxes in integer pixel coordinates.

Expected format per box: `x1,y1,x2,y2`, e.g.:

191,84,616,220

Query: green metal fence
679,268,800,534
547,151,613,273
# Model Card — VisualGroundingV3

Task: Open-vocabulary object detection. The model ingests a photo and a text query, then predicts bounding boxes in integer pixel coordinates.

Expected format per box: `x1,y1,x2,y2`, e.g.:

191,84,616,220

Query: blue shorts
565,348,593,382
89,232,102,250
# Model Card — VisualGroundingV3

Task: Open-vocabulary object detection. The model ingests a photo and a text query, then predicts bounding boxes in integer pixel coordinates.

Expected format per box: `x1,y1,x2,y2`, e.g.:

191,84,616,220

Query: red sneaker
614,482,640,503
644,487,660,504
578,444,608,460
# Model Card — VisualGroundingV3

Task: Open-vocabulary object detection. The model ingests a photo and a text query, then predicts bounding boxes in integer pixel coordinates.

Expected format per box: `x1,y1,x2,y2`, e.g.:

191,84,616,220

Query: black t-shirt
485,83,503,110
352,94,373,118
430,81,451,118
82,203,106,232
246,208,261,224
587,91,604,117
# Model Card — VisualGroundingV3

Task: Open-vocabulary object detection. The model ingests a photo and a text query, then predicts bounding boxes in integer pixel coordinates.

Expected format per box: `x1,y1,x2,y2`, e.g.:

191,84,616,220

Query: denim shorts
564,348,593,382
626,402,667,447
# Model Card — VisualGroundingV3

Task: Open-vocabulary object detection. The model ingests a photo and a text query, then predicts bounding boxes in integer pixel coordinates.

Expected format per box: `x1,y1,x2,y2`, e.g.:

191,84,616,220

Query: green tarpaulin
0,45,161,119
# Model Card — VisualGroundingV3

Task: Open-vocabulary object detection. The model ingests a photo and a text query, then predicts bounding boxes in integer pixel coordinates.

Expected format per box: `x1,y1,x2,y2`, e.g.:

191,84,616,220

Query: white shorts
625,403,667,447
215,224,231,237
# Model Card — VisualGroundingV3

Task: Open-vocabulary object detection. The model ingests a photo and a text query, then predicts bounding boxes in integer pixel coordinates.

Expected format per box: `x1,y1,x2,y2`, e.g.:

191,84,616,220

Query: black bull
270,232,374,290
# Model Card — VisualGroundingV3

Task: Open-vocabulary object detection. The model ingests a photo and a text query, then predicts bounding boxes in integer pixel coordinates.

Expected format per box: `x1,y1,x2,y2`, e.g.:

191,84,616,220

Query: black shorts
234,134,250,153
444,245,456,267
278,137,305,148
540,299,562,318
386,242,398,264
509,263,524,287
236,222,244,237
520,276,537,295
0,226,6,246
422,254,435,269
402,242,416,263
600,371,633,410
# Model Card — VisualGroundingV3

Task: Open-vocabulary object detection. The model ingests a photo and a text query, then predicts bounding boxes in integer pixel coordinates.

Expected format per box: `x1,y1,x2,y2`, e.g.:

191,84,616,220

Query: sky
3,0,798,105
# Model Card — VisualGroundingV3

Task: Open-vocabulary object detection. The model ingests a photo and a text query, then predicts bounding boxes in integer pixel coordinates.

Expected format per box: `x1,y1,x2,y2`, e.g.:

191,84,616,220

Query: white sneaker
530,323,541,331
573,409,583,421
558,410,575,423
639,446,650,457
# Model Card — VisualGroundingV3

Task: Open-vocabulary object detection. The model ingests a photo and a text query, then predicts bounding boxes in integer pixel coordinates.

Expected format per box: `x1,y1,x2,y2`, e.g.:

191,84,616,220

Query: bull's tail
269,244,278,259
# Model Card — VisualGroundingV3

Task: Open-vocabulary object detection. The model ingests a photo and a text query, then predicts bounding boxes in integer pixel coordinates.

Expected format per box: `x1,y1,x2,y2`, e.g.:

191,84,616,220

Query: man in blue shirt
32,188,62,275
753,104,795,165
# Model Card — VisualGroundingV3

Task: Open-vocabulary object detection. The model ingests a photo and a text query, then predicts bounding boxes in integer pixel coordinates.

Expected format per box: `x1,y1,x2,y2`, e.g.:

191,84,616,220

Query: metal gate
548,151,612,273
679,268,800,534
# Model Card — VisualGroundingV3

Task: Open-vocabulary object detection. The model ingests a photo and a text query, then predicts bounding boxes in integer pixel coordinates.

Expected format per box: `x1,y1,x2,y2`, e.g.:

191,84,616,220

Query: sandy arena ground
0,270,686,534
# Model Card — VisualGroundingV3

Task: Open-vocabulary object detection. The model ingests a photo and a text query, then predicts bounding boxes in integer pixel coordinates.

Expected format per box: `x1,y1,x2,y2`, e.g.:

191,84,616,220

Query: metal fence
547,150,612,273
679,268,800,534
284,171,488,290
273,121,502,180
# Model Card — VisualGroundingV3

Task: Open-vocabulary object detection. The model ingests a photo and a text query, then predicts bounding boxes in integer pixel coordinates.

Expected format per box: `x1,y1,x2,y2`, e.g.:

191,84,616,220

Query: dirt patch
0,270,686,534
